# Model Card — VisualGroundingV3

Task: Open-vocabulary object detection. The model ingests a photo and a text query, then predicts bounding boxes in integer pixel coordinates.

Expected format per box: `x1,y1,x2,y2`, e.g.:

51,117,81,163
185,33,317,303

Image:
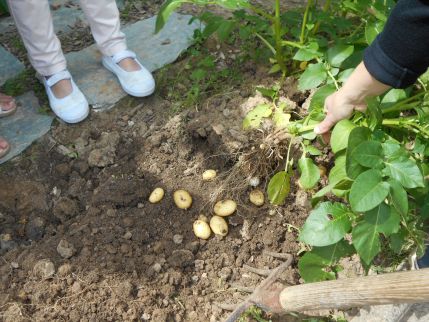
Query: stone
25,216,45,241
33,259,55,279
153,263,162,273
0,92,53,165
173,234,183,245
58,263,72,277
57,239,76,259
53,197,79,222
87,131,120,167
0,45,24,86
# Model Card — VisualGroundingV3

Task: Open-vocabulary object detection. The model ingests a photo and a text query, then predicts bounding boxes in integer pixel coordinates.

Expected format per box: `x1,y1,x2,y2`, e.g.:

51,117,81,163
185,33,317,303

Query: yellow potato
149,187,165,203
214,199,237,217
198,214,209,223
193,220,211,239
173,190,192,209
318,165,327,177
249,189,264,206
210,216,228,236
202,169,217,181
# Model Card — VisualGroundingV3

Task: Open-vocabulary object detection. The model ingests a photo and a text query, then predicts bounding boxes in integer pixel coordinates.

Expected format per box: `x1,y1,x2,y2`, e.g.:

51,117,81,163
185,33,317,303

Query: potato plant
156,0,429,281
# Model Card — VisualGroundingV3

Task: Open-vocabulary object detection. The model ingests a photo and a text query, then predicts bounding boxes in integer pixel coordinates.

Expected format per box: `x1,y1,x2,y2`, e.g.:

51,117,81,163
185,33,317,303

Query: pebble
173,234,183,245
153,263,162,273
33,259,55,279
141,313,151,320
71,281,82,293
25,216,46,241
58,263,72,277
10,262,19,269
57,239,76,259
123,231,132,240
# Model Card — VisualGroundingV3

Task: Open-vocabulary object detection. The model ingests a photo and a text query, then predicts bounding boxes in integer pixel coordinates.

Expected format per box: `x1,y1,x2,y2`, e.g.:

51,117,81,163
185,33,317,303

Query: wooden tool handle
280,269,429,312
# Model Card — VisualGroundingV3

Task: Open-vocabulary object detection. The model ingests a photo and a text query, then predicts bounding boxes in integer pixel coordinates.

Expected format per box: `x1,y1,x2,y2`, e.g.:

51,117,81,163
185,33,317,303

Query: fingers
314,114,337,134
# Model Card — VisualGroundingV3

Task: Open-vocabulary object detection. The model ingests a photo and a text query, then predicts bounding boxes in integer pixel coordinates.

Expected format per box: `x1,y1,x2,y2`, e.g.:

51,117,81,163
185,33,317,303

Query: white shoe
41,70,89,124
102,50,155,97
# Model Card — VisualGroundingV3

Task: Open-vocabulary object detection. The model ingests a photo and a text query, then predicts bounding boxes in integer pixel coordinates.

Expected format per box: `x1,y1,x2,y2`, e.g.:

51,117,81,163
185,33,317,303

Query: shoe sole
102,60,155,98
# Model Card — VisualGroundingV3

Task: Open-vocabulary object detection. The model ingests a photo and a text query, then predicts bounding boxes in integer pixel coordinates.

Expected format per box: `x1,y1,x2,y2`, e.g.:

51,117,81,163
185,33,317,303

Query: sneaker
102,50,155,97
41,70,89,124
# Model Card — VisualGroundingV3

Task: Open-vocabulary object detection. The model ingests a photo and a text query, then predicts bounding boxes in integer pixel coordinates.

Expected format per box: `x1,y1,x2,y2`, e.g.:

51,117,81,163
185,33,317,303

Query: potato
202,169,217,181
193,220,211,239
318,165,327,177
214,199,237,217
149,187,165,203
210,216,228,236
249,189,264,206
198,214,209,223
173,190,192,209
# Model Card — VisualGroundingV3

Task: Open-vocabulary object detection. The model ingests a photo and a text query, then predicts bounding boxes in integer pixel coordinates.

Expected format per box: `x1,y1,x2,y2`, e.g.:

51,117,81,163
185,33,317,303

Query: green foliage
0,0,8,15
298,157,320,189
267,171,291,205
242,104,272,129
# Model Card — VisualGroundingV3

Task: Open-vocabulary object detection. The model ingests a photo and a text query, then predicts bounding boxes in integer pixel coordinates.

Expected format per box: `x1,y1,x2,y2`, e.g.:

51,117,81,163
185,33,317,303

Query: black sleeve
363,0,429,88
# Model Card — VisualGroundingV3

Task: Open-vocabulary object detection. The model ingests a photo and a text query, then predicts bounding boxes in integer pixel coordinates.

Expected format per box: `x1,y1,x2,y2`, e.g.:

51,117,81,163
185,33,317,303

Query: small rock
194,260,204,271
123,231,132,240
10,262,19,269
25,216,45,241
57,239,76,259
33,259,55,279
219,267,232,281
153,263,162,273
148,133,163,147
106,244,117,254
173,234,183,245
0,234,17,251
196,128,207,138
141,313,151,321
58,263,72,277
71,281,82,293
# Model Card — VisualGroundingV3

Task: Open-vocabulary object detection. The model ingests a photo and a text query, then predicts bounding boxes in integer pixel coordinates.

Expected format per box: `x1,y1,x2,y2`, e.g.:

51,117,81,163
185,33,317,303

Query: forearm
338,62,391,104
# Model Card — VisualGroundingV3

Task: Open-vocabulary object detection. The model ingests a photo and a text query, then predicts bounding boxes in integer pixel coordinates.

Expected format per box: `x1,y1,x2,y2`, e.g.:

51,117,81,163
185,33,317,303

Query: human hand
314,90,367,135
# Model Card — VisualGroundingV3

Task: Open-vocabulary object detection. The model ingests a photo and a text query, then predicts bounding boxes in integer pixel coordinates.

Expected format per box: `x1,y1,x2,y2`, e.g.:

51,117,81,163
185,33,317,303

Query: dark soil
0,70,318,321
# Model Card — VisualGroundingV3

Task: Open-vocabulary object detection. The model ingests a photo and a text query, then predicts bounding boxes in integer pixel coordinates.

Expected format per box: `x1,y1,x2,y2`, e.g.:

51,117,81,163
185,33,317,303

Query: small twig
230,284,255,293
243,265,271,277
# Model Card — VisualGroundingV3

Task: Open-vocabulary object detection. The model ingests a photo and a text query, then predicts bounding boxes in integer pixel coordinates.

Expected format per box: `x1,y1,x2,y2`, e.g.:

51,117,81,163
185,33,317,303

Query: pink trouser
7,0,127,76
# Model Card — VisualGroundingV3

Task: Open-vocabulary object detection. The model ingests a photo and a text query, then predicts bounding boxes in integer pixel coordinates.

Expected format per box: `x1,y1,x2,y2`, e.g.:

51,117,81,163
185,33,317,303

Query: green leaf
349,169,390,212
267,171,290,205
330,120,356,154
242,104,272,130
380,89,408,110
388,179,408,216
346,127,372,179
216,19,236,41
311,183,336,206
298,63,327,91
352,140,383,168
309,84,336,112
384,157,425,189
352,220,380,265
329,154,347,185
269,64,282,74
390,230,407,254
364,203,400,236
298,157,320,190
366,98,383,130
306,145,322,156
273,110,291,129
300,202,352,247
293,42,320,61
298,241,354,282
337,68,354,83
365,20,384,45
326,44,354,68
155,0,187,33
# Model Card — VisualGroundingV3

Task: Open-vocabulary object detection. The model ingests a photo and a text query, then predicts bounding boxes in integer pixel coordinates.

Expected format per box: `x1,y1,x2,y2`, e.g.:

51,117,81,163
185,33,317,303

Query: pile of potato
148,169,265,240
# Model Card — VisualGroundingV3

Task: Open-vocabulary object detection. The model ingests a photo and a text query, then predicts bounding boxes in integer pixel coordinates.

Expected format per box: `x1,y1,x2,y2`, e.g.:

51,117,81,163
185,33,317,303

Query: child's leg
78,0,127,56
7,0,67,76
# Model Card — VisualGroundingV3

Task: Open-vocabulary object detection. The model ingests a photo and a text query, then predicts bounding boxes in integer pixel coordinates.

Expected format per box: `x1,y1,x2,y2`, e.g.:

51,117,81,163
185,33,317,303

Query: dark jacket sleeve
363,0,429,88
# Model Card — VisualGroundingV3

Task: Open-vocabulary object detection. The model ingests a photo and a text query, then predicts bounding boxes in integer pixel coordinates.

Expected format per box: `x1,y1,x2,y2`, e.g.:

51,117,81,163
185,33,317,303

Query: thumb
314,114,336,134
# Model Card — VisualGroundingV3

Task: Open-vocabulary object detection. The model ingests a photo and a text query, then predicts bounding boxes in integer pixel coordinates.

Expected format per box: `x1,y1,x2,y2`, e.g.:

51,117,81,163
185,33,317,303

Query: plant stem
285,137,294,171
327,68,339,90
274,0,287,74
248,4,274,22
312,0,331,35
381,92,425,114
300,0,313,44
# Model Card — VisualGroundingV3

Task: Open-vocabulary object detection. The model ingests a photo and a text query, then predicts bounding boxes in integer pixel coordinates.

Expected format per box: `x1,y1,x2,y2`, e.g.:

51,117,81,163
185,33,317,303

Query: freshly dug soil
0,71,317,321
